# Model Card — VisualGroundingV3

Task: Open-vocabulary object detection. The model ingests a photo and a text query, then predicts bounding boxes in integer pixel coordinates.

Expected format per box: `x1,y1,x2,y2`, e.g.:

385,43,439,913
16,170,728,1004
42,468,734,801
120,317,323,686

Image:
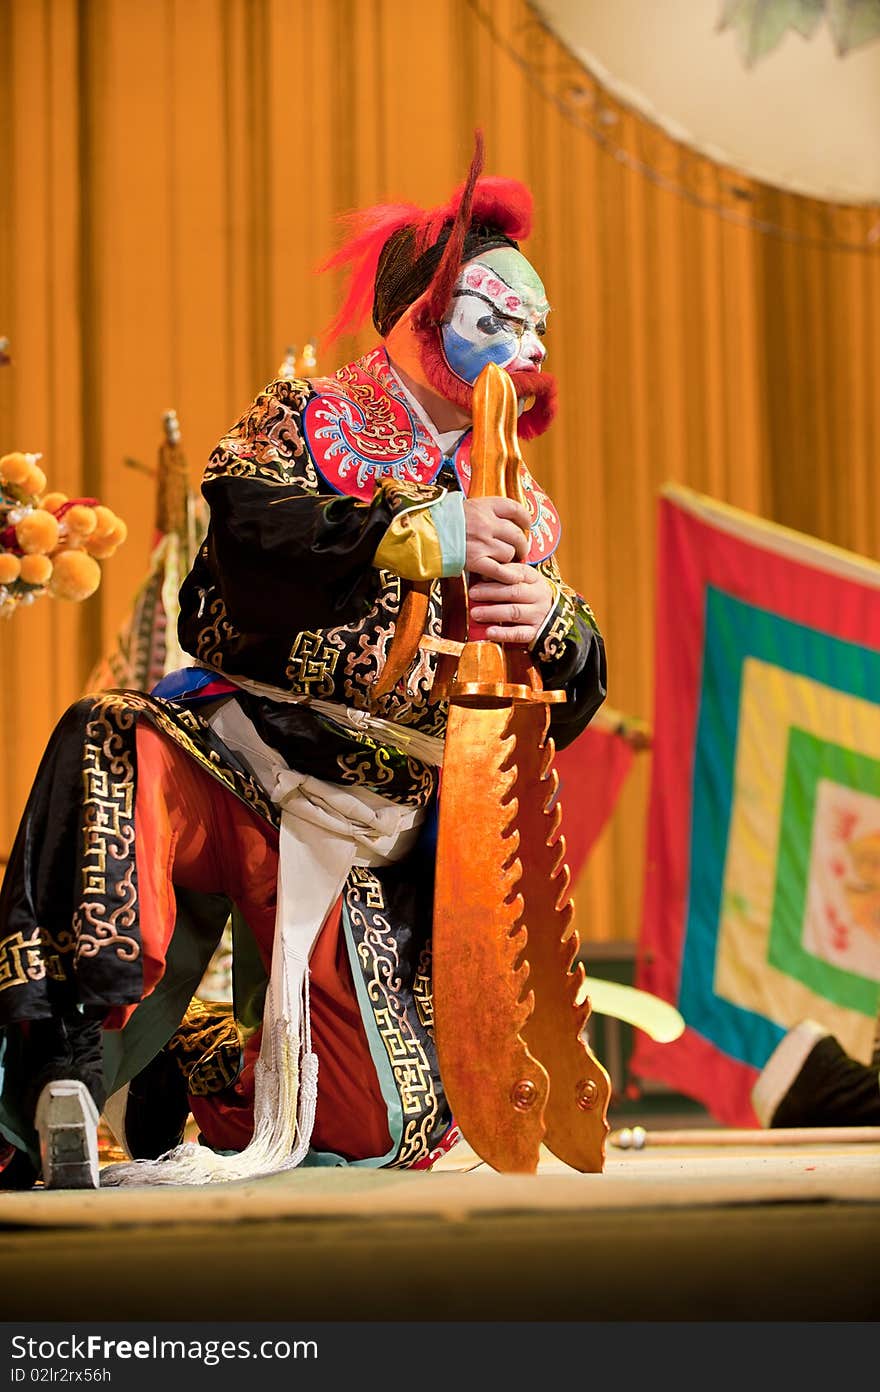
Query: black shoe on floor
120,1047,191,1160
752,1019,880,1128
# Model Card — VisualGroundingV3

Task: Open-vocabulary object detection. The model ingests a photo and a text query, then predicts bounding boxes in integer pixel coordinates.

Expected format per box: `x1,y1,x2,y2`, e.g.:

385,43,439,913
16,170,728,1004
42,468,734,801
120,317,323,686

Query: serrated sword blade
511,702,611,1172
432,703,549,1173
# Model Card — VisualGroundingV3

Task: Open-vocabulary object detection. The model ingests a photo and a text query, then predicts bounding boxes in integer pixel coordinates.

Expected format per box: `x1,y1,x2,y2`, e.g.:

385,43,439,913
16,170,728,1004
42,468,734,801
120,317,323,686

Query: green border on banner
769,726,880,1016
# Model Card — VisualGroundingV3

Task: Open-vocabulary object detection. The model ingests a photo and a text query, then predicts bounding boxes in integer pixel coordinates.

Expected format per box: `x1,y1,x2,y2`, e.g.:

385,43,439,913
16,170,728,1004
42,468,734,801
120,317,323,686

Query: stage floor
1,1133,878,1321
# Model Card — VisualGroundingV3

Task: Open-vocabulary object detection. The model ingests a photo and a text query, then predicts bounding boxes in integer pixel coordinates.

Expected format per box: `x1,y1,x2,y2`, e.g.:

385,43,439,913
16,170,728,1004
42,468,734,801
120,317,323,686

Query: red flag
555,715,641,890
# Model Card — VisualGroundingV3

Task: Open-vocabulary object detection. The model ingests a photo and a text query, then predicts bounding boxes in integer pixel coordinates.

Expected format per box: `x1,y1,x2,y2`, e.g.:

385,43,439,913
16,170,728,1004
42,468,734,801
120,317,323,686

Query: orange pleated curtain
1,0,878,946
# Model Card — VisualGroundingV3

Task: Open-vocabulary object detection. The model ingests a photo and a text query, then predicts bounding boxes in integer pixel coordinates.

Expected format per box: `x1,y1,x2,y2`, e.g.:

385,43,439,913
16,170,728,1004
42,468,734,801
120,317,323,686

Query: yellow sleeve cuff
373,509,444,580
373,492,466,581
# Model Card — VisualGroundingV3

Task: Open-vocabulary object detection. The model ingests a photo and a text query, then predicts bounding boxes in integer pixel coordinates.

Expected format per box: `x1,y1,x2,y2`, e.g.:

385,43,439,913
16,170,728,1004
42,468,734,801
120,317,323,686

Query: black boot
2,1010,107,1189
0,1142,40,1190
752,1019,880,1128
121,1046,191,1160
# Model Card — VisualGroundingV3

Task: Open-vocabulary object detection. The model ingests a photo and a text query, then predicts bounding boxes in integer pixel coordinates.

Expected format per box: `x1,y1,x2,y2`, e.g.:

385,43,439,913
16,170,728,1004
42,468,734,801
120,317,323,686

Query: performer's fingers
484,496,532,532
488,539,520,564
475,523,527,562
497,517,529,550
469,602,521,622
508,528,529,561
470,562,532,590
482,624,535,645
469,579,533,603
470,607,549,638
467,555,511,582
464,499,529,551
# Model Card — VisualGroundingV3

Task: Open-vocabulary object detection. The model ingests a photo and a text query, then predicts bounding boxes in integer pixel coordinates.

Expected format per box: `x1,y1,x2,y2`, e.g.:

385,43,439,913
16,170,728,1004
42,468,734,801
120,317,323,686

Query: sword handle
438,364,561,706
467,364,528,643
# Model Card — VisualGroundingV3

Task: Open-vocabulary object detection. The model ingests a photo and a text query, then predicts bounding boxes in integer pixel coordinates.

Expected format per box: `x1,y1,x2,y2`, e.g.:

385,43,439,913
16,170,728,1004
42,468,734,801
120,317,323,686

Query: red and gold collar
303,347,560,562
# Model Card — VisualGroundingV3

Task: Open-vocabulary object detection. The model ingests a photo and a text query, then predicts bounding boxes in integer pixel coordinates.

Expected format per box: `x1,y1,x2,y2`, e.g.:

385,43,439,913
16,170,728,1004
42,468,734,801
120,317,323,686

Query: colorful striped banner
631,486,880,1125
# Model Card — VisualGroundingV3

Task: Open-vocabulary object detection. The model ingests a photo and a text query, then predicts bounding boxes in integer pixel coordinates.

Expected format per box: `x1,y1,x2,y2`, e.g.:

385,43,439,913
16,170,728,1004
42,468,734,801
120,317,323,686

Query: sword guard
441,639,566,707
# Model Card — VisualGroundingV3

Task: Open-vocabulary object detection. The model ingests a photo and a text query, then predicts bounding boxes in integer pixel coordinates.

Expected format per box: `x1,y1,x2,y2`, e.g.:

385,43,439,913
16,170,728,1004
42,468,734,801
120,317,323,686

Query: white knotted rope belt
103,695,438,1186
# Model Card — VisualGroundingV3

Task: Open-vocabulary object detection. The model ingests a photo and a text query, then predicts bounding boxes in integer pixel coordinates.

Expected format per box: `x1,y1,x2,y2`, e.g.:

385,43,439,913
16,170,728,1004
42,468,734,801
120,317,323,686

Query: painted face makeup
440,247,550,385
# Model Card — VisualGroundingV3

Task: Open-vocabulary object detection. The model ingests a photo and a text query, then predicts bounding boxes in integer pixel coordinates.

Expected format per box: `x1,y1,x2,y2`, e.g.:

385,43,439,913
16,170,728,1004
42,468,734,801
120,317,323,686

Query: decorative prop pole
86,409,206,692
277,343,317,380
610,1124,880,1149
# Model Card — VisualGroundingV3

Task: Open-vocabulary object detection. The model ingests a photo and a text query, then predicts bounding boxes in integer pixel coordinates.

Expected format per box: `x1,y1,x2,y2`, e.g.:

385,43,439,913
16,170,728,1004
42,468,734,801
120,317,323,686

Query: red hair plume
317,130,535,347
318,201,422,347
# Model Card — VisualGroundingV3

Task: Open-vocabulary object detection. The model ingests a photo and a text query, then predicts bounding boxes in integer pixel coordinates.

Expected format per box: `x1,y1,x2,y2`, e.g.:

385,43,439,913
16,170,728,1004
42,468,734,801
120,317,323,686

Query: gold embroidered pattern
193,595,240,671
379,478,446,512
402,757,437,807
536,556,601,644
347,869,439,1167
285,631,341,695
536,609,570,662
534,590,575,663
203,446,317,491
314,573,445,725
336,744,436,808
337,747,397,791
93,692,276,832
342,620,397,696
75,699,141,965
69,692,276,973
362,877,384,911
0,927,72,995
203,380,318,491
413,944,434,1032
166,998,243,1096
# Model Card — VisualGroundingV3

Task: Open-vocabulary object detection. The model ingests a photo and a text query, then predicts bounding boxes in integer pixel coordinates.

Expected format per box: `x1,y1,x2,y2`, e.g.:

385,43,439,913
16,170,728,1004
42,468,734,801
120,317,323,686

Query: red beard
411,315,558,440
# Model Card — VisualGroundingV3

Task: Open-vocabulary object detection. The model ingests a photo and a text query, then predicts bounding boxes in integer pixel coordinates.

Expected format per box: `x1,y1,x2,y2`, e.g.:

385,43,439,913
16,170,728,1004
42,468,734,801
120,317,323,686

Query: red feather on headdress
319,131,534,346
318,201,423,347
416,129,486,327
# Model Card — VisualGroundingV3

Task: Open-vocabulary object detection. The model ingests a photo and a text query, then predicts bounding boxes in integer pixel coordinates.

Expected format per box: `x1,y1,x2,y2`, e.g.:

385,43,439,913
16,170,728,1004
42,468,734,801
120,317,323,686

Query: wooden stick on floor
609,1125,880,1149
